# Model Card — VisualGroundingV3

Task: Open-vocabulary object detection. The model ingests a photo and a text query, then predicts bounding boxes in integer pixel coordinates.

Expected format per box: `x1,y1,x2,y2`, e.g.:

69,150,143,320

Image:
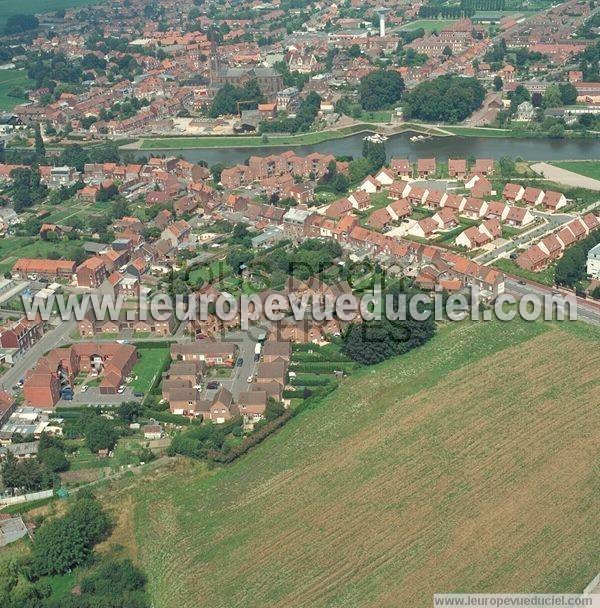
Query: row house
12,259,76,281
170,342,238,367
0,318,44,357
76,257,108,288
78,308,175,338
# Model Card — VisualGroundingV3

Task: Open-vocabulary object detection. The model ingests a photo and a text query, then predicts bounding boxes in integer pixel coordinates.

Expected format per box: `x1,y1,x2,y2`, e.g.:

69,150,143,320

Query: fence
583,573,600,595
0,489,54,507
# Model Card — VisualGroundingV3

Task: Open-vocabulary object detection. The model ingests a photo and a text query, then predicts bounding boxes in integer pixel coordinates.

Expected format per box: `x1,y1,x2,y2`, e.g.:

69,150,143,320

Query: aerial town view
0,0,598,606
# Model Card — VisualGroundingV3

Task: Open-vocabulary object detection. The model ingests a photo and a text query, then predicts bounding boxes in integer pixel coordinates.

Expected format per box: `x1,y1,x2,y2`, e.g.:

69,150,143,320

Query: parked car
246,375,254,383
133,391,144,398
206,381,220,390
117,385,125,394
236,357,244,367
80,385,88,393
253,353,260,362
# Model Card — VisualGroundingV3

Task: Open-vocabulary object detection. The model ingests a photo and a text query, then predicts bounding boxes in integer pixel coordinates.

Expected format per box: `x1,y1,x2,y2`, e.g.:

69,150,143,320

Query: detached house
503,183,524,202
522,186,545,206
390,158,412,179
448,158,467,179
542,190,567,212
417,158,436,178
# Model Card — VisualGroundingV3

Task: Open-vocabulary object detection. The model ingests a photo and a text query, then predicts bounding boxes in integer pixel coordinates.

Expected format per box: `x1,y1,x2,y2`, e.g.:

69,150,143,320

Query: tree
362,139,386,173
333,172,350,193
510,84,530,113
559,82,578,106
403,76,485,123
265,399,285,421
348,43,361,58
227,248,253,274
34,122,45,157
499,156,516,177
359,70,405,111
341,289,436,365
118,400,141,423
4,13,38,35
591,285,600,300
84,416,118,453
493,75,503,91
542,84,562,109
531,92,543,108
442,45,453,57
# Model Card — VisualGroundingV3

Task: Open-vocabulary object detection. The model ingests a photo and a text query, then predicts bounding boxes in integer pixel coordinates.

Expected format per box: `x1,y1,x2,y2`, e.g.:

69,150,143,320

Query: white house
358,176,380,193
587,243,600,278
374,167,395,186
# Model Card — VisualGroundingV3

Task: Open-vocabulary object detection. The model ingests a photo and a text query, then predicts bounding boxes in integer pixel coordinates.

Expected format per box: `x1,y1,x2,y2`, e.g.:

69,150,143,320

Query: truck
254,342,262,361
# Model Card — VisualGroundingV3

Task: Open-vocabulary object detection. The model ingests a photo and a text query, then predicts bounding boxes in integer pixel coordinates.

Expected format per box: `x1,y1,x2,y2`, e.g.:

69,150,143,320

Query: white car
117,386,125,394
246,375,254,383
80,385,88,393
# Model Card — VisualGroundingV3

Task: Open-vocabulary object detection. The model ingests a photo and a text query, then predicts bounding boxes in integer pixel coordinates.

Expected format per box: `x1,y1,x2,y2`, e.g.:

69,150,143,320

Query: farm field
93,317,600,608
551,161,600,181
0,69,32,111
0,0,98,29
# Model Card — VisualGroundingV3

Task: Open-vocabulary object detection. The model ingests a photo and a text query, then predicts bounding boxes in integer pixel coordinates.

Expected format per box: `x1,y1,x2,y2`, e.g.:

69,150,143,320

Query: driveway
57,386,139,408
531,162,600,191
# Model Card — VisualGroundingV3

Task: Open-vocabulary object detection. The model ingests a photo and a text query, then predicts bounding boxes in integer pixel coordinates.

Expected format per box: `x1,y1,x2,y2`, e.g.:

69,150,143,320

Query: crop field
90,318,600,608
0,0,97,29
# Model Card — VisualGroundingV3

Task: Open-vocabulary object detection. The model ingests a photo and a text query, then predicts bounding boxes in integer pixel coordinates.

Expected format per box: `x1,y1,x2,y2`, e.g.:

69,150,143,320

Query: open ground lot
76,318,600,608
398,19,458,31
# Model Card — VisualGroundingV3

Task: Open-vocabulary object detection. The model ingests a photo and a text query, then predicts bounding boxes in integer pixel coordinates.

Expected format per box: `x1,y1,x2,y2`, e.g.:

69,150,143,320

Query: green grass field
137,125,373,150
0,237,87,275
551,161,600,181
0,69,32,111
93,318,600,608
399,19,458,31
0,0,98,29
130,347,170,393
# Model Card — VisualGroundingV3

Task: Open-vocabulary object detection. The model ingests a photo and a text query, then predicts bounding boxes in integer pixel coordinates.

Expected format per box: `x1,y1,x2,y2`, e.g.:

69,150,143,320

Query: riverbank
123,122,450,151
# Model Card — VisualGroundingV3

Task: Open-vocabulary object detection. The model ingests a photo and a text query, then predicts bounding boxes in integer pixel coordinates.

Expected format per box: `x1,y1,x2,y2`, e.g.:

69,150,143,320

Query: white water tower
376,7,390,37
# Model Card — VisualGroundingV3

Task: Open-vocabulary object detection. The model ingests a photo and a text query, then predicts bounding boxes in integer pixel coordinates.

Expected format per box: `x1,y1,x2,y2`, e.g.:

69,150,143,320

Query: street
505,278,600,326
0,320,76,393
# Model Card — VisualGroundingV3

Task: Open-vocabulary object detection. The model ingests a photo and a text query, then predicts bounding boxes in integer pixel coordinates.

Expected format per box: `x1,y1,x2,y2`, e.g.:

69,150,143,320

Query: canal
130,132,600,165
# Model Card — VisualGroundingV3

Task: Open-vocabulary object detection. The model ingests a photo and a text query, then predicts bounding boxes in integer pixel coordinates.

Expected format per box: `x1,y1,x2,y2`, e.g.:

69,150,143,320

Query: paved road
0,320,76,393
531,162,600,191
505,279,600,326
201,327,263,401
475,211,575,265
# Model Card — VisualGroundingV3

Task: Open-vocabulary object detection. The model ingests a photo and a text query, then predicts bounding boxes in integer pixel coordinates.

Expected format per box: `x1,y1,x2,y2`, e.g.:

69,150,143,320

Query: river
129,132,600,166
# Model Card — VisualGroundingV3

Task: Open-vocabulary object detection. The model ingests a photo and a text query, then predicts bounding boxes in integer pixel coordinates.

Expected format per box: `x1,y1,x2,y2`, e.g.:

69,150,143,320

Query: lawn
493,257,556,286
444,126,515,138
115,317,600,608
551,161,600,181
0,69,33,111
130,347,170,393
0,236,88,275
0,0,98,29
